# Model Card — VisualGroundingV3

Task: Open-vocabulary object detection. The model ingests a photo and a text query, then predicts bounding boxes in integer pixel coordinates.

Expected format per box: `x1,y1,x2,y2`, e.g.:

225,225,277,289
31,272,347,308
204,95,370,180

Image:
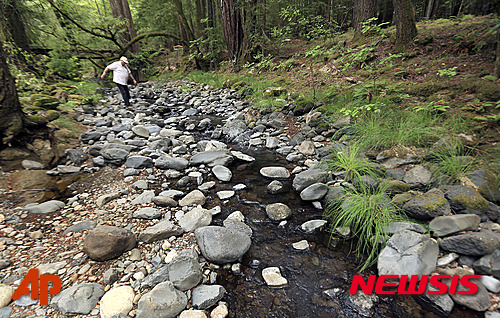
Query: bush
47,50,82,80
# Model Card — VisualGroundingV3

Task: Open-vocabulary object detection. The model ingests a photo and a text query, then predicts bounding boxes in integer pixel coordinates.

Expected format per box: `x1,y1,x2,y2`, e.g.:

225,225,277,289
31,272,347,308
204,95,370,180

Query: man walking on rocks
101,56,137,108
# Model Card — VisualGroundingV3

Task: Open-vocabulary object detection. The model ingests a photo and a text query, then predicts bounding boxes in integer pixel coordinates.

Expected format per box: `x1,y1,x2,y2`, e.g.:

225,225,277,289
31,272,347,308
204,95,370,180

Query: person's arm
129,72,137,85
100,67,109,79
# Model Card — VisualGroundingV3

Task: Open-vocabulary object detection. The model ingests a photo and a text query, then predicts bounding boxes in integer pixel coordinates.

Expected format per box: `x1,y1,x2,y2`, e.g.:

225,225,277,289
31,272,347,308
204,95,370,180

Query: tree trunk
494,31,500,79
109,0,139,53
220,0,244,71
0,42,24,145
393,0,417,49
353,0,378,41
0,0,30,51
425,0,435,19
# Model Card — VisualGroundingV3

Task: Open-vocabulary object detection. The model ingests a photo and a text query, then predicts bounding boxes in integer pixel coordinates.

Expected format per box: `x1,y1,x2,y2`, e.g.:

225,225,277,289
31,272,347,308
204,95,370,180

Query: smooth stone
300,220,327,233
191,285,226,310
133,207,162,219
100,286,135,318
50,283,104,315
179,190,206,207
265,203,292,221
212,165,232,182
260,167,290,179
429,214,481,237
217,191,235,200
292,240,309,250
262,267,288,287
138,220,183,243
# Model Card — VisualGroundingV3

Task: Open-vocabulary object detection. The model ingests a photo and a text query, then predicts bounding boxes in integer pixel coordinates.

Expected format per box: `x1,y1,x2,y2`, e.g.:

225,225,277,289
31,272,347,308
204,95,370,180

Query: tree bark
353,0,378,41
425,0,435,19
494,31,500,79
0,42,24,145
393,0,417,49
109,0,139,53
220,0,243,71
0,0,30,51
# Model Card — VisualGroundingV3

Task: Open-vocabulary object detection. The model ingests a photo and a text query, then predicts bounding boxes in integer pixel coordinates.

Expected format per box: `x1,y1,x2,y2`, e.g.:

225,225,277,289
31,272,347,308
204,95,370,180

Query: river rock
132,125,150,138
160,128,183,137
212,165,232,182
414,285,454,316
300,220,327,233
298,140,315,155
384,222,426,234
378,230,438,276
191,285,226,310
133,207,162,219
100,286,135,318
480,276,500,293
231,151,255,162
441,185,489,215
262,267,288,287
473,250,500,278
66,149,89,165
293,169,329,192
190,151,233,167
131,190,155,205
267,180,283,194
83,225,136,261
179,207,212,232
137,281,187,318
217,191,234,200
195,226,251,264
403,165,432,188
125,155,153,169
265,203,292,221
96,192,120,207
131,180,148,190
440,230,500,256
467,169,500,203
346,291,378,317
402,192,450,220
141,265,170,289
155,155,189,171
450,279,491,312
168,250,203,291
24,200,65,213
179,310,208,318
21,159,44,170
260,167,290,179
266,137,279,149
138,220,183,243
51,283,104,315
300,183,328,201
223,219,252,238
0,285,14,308
179,190,206,206
429,214,481,237
152,196,178,207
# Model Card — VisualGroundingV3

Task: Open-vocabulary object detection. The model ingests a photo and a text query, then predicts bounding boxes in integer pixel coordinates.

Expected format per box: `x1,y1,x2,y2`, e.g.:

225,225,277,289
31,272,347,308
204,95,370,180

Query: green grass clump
325,186,408,272
427,141,476,183
327,142,379,184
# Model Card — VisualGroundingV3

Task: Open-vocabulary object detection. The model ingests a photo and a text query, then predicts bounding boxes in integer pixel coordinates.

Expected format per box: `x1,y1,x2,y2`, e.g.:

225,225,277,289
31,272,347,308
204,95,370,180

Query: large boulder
83,226,136,261
136,282,187,318
441,185,489,216
378,230,438,276
293,169,329,192
168,250,203,291
429,214,481,237
439,230,500,256
155,156,189,171
195,226,251,264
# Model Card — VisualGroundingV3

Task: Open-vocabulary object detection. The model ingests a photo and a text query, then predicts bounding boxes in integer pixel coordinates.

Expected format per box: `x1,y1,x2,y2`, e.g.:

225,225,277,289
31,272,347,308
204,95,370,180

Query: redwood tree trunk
353,0,378,32
494,31,500,79
0,43,24,145
0,0,30,51
393,0,417,49
109,0,139,53
221,0,243,71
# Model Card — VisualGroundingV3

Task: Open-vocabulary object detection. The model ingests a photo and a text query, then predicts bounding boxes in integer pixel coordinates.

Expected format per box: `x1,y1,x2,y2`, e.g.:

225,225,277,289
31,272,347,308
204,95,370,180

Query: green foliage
47,50,81,80
360,17,390,38
275,6,333,40
414,100,450,114
437,66,458,77
328,143,378,184
427,141,476,183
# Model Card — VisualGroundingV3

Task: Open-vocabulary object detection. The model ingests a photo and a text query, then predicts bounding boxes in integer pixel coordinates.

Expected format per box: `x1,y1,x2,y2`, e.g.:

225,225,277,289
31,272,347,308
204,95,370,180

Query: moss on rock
453,192,489,212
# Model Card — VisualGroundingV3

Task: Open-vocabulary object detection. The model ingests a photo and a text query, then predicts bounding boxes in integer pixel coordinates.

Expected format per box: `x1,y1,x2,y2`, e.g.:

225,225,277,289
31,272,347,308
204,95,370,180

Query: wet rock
300,220,327,234
402,192,450,220
83,225,136,261
100,286,135,318
212,165,232,182
24,200,65,213
190,151,233,167
137,281,187,318
440,230,500,256
217,191,235,200
298,140,315,155
403,165,432,188
292,240,309,250
266,137,279,149
384,222,426,234
168,250,203,291
179,207,212,232
480,276,500,293
132,125,150,138
262,267,288,287
155,155,189,171
378,230,438,276
179,190,206,207
192,285,226,310
21,159,44,170
230,151,255,162
267,180,283,194
195,226,251,264
441,185,489,215
260,167,290,179
414,285,454,316
450,279,491,312
473,250,500,279
223,219,252,238
429,214,481,237
346,291,378,317
51,283,104,315
125,155,153,169
293,169,329,192
265,203,292,221
138,220,183,243
300,183,328,201
133,207,162,220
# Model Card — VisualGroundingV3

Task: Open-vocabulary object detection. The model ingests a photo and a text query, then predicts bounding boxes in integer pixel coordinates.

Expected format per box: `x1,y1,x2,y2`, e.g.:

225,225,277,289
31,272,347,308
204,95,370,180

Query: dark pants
115,83,131,106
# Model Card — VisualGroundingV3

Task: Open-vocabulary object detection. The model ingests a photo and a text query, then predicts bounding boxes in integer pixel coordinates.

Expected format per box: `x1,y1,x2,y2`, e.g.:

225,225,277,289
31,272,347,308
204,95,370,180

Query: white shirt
107,61,131,85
